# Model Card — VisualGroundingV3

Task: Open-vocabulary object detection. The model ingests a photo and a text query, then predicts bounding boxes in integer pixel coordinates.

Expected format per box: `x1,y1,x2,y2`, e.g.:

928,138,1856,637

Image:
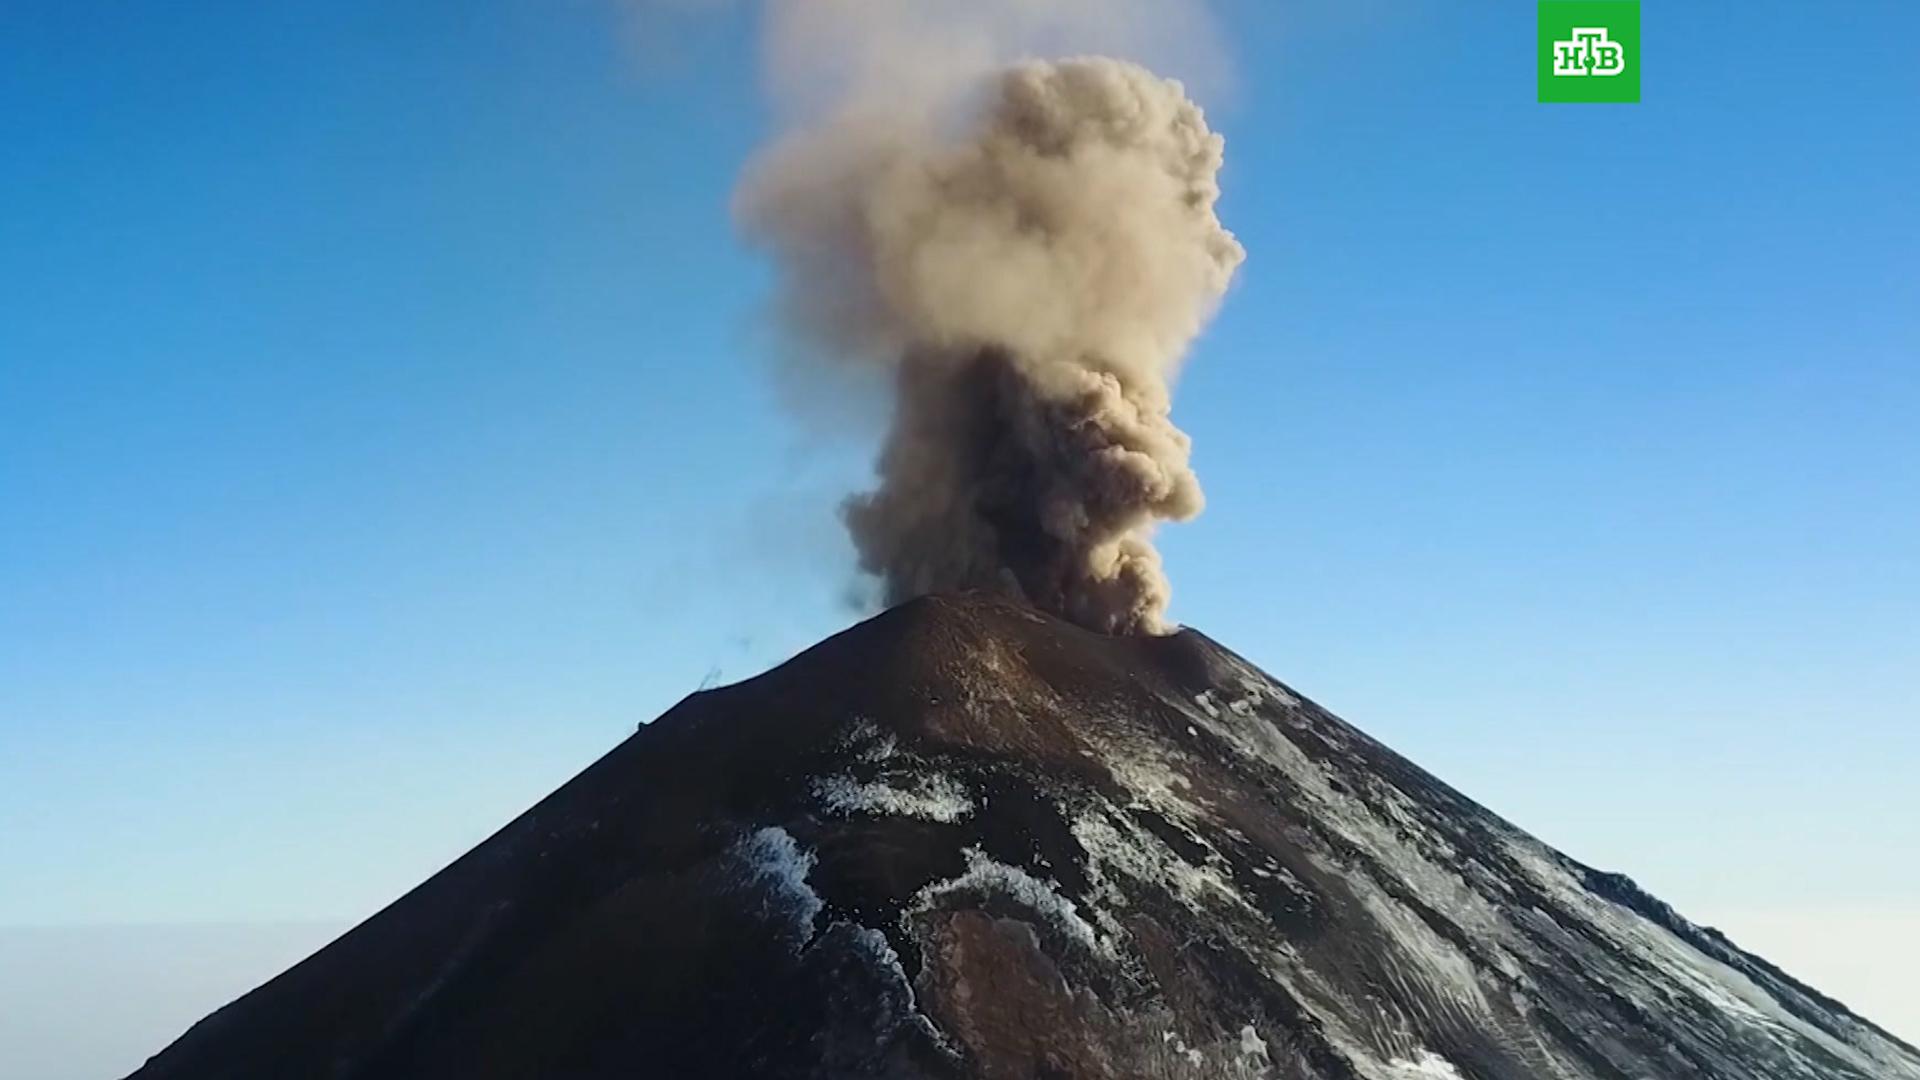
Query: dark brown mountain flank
130,594,1920,1080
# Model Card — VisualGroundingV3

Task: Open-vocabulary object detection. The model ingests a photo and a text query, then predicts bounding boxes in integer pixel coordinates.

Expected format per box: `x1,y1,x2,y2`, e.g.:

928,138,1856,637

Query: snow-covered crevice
1064,788,1307,985
816,714,979,822
813,770,974,823
834,920,962,1060
1382,1050,1464,1079
1098,726,1205,812
1347,873,1491,1020
728,826,826,950
725,825,958,1067
836,715,900,764
909,846,1107,957
1069,806,1245,920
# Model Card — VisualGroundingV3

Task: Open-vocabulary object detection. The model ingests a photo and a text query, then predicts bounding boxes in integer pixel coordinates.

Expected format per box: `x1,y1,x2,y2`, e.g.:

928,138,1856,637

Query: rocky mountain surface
129,593,1920,1079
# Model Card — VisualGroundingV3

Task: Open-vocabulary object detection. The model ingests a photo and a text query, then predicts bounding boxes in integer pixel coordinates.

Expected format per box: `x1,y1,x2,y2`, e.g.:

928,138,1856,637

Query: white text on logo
1551,27,1626,77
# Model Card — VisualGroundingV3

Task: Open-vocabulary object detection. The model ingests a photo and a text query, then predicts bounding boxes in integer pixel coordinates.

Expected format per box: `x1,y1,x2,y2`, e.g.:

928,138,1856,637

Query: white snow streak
914,848,1104,954
1383,1050,1463,1078
814,771,974,823
730,826,823,945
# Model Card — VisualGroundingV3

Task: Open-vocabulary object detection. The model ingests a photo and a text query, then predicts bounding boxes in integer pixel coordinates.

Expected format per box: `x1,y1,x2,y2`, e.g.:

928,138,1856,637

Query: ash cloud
732,2,1244,634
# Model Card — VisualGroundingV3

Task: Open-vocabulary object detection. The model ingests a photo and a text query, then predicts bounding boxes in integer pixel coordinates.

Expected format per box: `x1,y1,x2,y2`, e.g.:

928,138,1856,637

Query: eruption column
739,57,1243,633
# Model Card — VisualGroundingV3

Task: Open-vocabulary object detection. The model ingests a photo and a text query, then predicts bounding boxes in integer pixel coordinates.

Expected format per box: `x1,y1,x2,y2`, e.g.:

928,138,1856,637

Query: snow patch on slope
1238,1023,1270,1062
814,771,973,823
1383,1050,1463,1078
837,716,899,763
729,826,824,948
913,847,1104,955
1071,805,1245,921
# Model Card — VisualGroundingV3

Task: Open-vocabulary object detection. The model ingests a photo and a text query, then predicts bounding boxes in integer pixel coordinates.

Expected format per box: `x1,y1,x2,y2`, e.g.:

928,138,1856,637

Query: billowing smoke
733,4,1243,634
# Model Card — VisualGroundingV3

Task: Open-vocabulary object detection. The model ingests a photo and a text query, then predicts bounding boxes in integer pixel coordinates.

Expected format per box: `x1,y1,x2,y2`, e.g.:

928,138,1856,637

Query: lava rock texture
129,594,1920,1080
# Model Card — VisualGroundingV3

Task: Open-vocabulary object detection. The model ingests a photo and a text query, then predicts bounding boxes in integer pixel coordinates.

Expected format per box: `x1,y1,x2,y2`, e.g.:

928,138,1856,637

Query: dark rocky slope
129,594,1920,1079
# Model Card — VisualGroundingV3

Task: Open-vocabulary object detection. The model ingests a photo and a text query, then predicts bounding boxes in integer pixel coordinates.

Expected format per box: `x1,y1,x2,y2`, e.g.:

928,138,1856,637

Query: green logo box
1539,1,1640,103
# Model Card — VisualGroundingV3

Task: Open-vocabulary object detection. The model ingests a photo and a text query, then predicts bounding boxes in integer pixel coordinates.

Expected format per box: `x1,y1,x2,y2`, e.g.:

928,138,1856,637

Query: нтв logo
1539,2,1640,103
1552,28,1625,77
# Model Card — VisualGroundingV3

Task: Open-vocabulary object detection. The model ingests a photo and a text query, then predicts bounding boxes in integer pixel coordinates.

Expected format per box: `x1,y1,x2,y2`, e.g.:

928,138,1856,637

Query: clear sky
2,1,1916,1070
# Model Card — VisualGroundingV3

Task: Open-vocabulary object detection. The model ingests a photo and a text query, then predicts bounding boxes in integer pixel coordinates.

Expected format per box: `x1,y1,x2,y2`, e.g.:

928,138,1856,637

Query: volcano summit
130,594,1920,1080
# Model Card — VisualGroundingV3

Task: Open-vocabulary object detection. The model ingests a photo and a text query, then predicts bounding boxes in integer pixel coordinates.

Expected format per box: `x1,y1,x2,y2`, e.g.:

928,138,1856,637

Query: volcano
129,593,1919,1080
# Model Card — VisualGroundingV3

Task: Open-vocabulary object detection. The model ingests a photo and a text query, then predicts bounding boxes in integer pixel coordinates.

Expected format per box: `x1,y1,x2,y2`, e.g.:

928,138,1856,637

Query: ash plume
734,6,1243,634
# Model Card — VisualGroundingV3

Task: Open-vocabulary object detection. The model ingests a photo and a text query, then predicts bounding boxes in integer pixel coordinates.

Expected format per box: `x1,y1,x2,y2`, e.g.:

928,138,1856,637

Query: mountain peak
131,596,1920,1080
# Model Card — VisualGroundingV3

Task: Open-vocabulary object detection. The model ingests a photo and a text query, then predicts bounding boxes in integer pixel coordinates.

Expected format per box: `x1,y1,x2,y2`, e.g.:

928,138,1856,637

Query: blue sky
2,0,1916,1064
